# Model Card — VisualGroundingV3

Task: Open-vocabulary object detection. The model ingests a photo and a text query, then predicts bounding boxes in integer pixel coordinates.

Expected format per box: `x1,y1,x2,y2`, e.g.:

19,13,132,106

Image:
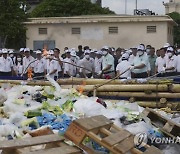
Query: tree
31,0,115,17
0,0,28,49
168,12,180,46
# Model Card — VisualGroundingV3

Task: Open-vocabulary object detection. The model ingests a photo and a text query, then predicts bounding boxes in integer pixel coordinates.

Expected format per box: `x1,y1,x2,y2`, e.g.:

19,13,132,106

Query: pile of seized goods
0,77,179,154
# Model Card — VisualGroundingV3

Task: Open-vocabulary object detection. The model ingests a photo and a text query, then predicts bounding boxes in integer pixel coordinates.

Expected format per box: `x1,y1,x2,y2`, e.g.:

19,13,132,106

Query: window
39,28,47,34
147,26,156,33
109,27,118,34
72,27,81,34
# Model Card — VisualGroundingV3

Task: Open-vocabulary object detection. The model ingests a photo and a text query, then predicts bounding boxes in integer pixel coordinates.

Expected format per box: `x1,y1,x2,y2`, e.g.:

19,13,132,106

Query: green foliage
168,12,180,46
0,0,28,49
31,0,115,17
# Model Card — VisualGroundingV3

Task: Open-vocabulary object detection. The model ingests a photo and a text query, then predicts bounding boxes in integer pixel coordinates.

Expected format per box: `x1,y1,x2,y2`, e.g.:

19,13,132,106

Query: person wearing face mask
164,47,177,77
22,48,35,78
63,50,76,78
94,50,103,78
78,50,94,78
9,50,16,65
130,45,149,78
0,49,15,77
155,48,167,77
99,46,115,79
46,50,59,79
33,50,47,80
116,53,131,79
15,54,23,76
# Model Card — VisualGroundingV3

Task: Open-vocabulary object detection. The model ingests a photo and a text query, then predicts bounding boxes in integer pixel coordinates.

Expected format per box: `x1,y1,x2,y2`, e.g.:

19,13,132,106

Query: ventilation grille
109,27,118,34
147,26,156,33
39,28,47,34
72,28,81,34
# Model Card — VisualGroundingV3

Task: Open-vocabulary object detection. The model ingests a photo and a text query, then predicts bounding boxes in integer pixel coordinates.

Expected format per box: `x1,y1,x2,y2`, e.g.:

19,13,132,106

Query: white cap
20,48,24,52
84,49,90,55
70,50,76,57
24,48,30,52
92,49,97,52
122,53,129,59
48,50,54,55
112,48,115,52
126,49,132,54
65,49,70,53
167,47,174,52
9,50,14,54
137,45,145,51
36,50,42,54
102,46,109,50
96,50,103,55
71,48,76,52
2,49,8,54
164,43,170,48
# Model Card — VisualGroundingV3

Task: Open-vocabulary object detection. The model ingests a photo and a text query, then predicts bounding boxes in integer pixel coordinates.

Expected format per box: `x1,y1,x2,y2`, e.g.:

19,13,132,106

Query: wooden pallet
65,115,162,154
142,108,180,137
0,134,82,154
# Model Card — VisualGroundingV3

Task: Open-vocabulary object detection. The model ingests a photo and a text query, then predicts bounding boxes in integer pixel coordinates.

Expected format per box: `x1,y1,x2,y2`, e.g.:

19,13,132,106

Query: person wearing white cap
130,44,149,78
176,49,180,74
14,53,24,76
78,49,94,78
63,50,76,78
94,50,103,78
100,46,115,79
0,49,15,76
155,48,167,77
54,48,64,78
33,50,47,79
8,50,16,65
19,48,24,56
116,53,131,79
46,50,59,79
164,47,177,76
22,48,35,78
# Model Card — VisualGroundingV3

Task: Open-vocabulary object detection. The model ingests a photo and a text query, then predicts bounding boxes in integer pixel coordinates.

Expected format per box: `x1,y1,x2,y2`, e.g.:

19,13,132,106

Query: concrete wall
26,21,174,51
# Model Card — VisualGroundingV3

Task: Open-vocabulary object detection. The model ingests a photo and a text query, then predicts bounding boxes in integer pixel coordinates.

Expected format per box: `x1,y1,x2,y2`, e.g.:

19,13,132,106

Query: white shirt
15,62,23,75
79,57,94,74
165,55,177,72
64,58,76,76
0,57,13,72
102,54,114,72
155,56,166,73
34,58,47,73
23,56,35,73
133,54,149,73
46,59,59,79
94,57,102,73
116,60,131,79
129,55,136,65
177,55,180,72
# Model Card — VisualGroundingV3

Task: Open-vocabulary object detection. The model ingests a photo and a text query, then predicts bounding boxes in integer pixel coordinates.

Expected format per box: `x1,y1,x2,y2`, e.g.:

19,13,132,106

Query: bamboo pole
77,85,169,92
169,84,180,93
96,92,180,98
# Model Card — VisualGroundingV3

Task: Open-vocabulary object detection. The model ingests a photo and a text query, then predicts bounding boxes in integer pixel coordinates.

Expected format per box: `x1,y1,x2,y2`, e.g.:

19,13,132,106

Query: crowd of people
0,43,180,80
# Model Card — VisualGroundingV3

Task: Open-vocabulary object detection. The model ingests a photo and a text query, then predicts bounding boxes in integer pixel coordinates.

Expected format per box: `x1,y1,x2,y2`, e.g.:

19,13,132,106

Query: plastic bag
0,89,7,106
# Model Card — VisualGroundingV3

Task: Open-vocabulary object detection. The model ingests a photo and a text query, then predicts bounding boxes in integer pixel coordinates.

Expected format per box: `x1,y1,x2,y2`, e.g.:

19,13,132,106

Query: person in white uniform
116,53,131,79
155,48,167,77
46,50,59,79
100,46,115,79
79,50,94,78
33,50,47,80
14,53,24,76
63,50,76,78
22,48,35,78
94,50,103,78
0,49,14,76
164,47,177,77
176,49,180,75
54,48,64,78
130,45,149,78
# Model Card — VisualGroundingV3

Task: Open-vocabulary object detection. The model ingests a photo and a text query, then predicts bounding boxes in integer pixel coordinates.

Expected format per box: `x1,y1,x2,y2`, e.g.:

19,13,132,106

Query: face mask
10,54,14,58
137,51,144,56
167,52,172,57
84,55,90,59
103,51,108,55
17,58,21,61
146,49,150,54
